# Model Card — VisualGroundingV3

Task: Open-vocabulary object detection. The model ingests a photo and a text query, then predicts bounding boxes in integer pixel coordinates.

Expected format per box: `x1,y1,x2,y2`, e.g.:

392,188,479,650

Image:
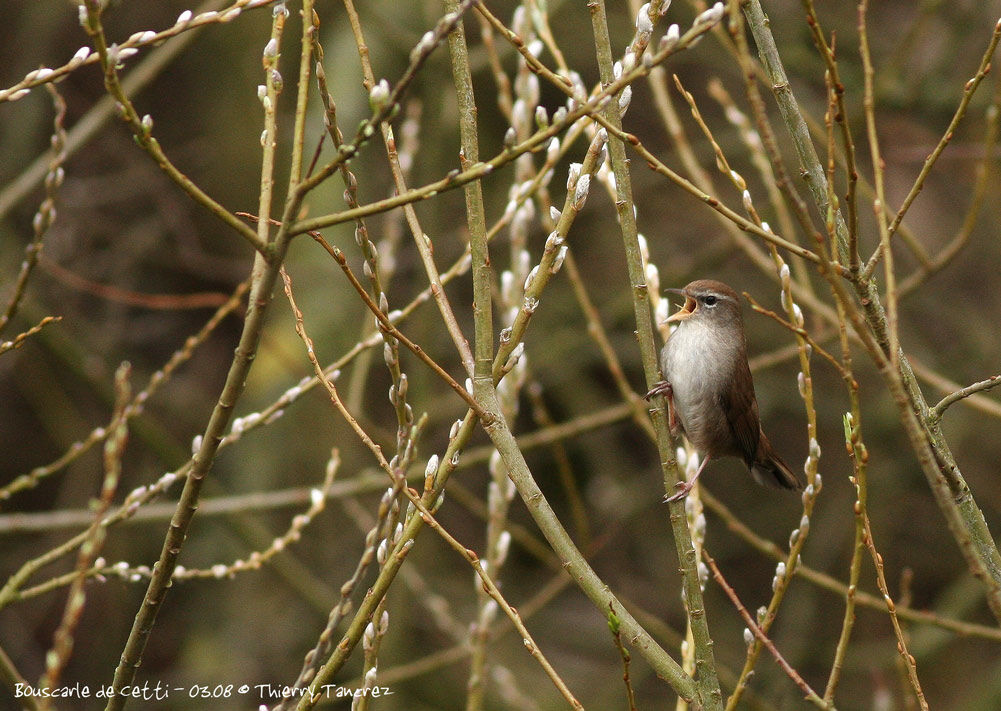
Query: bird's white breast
661,318,738,451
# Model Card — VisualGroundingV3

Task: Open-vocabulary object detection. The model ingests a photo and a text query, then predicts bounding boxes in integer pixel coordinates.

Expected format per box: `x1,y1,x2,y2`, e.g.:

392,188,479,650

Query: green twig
589,0,721,705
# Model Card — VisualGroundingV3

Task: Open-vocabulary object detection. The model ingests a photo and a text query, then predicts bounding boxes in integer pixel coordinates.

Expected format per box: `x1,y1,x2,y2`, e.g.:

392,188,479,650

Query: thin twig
862,17,1001,279
0,84,66,335
0,316,61,356
703,552,833,709
930,375,1001,422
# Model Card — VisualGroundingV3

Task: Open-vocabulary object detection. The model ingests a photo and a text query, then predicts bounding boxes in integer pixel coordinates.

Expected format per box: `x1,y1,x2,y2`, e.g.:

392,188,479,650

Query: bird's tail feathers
750,435,802,490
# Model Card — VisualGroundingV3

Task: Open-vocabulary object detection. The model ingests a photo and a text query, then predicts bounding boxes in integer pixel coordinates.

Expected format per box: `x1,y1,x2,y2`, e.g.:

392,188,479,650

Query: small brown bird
647,279,802,502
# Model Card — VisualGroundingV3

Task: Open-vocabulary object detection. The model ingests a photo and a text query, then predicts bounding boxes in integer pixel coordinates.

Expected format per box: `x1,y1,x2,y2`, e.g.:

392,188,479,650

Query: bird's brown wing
719,359,760,465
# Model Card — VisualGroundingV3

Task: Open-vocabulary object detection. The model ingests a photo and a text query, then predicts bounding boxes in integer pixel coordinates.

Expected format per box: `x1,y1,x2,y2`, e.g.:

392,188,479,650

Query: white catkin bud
797,371,807,398
377,538,389,565
809,438,821,459
686,452,701,477
28,67,51,83
618,86,633,116
501,269,516,304
362,621,376,652
449,419,462,440
517,250,531,283
545,230,564,250
744,627,754,645
507,342,525,368
613,61,623,81
800,514,811,535
549,245,568,274
503,126,517,148
489,449,503,478
535,105,549,128
191,434,203,455
814,472,823,491
567,162,582,190
676,447,688,468
369,79,390,108
637,233,649,260
481,599,498,627
547,137,561,163
694,512,706,540
573,174,591,209
263,38,279,62
425,455,439,479
645,262,660,296
495,530,512,567
524,264,539,293
636,4,653,35
655,298,669,326
792,303,804,327
512,98,527,129
660,24,680,52
694,2,724,28
549,205,562,223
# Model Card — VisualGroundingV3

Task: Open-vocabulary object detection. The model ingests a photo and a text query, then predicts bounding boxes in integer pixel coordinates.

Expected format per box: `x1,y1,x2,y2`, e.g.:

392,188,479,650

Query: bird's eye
703,295,717,306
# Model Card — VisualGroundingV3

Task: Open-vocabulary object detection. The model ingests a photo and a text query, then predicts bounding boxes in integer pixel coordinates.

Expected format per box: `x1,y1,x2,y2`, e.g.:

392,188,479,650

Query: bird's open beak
665,288,697,323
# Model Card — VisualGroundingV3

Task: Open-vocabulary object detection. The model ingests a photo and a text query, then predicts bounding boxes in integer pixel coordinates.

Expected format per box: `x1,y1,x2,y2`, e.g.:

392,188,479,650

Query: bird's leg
644,380,679,433
664,454,710,503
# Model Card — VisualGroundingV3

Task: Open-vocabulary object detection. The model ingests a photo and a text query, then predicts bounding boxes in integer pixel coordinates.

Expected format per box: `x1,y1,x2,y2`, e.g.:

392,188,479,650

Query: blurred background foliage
2,0,1001,709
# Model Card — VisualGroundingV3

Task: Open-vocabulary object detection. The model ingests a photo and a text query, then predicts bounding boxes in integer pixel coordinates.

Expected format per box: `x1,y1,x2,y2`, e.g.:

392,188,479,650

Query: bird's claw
663,479,694,503
644,380,673,401
645,380,680,434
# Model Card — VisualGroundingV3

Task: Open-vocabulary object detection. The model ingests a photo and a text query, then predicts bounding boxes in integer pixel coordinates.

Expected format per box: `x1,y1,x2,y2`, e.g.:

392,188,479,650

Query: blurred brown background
2,1,1001,709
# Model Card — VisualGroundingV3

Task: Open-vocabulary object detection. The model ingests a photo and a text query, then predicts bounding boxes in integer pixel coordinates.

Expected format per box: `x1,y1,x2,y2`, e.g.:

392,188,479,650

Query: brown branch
703,552,832,709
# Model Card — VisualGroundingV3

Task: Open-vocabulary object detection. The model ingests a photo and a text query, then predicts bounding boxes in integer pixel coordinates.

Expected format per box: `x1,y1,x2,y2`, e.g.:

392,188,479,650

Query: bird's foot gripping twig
645,380,679,434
